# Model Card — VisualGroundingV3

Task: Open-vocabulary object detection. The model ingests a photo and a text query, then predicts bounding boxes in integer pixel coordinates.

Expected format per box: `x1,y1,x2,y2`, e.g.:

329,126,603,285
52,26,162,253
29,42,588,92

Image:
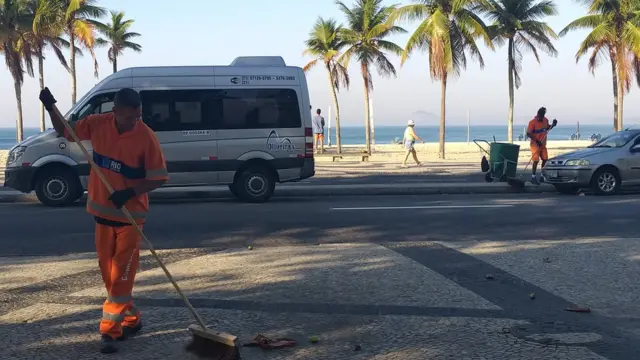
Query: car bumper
3,166,35,193
300,158,315,180
542,167,594,185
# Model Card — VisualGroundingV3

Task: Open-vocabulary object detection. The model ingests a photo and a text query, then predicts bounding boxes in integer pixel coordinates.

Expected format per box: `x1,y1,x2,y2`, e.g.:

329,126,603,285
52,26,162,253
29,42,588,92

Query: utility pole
369,96,375,151
327,105,332,147
467,109,470,144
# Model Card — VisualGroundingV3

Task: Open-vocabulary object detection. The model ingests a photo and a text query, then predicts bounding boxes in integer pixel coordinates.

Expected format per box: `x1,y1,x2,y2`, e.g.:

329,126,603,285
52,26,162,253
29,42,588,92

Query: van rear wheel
234,167,275,203
35,167,82,207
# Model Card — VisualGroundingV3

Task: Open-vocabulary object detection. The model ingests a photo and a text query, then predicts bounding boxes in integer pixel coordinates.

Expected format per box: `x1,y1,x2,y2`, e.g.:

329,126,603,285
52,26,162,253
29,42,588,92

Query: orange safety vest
66,113,168,224
527,116,550,146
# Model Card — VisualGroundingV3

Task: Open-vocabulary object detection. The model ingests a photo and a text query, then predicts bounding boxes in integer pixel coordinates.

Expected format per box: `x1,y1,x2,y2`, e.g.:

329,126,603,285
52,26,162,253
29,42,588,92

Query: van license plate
547,170,558,178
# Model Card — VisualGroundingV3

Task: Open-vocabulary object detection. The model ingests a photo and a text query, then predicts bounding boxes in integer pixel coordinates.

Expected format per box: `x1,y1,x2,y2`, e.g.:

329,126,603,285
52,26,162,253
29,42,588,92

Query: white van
3,56,315,206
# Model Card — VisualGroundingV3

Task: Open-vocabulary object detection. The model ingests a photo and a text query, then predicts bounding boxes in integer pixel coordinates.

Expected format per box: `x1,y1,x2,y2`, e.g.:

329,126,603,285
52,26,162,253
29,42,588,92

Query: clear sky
1,0,639,128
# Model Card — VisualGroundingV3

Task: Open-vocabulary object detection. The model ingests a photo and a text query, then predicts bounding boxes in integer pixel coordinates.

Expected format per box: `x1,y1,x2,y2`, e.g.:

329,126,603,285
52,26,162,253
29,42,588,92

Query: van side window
139,90,214,132
217,89,301,129
75,93,115,120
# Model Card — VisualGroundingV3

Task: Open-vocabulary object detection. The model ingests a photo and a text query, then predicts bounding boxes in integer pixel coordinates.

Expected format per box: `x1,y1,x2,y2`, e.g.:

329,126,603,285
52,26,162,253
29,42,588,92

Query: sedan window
590,132,638,148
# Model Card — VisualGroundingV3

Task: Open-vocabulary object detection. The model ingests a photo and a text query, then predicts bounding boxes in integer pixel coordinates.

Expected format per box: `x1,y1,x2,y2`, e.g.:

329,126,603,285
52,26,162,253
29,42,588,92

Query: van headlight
6,146,26,165
565,159,590,166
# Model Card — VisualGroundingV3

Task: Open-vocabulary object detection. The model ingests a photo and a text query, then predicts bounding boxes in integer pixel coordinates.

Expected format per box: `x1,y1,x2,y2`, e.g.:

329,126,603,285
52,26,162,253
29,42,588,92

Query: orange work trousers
95,223,142,339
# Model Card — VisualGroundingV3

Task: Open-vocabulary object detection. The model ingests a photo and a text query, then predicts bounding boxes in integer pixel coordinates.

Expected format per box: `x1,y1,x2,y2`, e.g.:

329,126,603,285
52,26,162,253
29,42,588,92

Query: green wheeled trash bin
474,140,520,182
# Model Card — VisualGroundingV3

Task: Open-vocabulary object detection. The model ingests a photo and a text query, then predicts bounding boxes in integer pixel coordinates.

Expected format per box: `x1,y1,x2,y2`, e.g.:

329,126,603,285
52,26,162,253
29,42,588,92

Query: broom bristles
185,334,240,360
508,178,526,189
185,324,240,359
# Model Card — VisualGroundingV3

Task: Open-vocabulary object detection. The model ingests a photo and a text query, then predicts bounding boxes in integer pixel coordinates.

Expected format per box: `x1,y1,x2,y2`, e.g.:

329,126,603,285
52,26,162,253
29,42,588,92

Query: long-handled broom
47,96,239,359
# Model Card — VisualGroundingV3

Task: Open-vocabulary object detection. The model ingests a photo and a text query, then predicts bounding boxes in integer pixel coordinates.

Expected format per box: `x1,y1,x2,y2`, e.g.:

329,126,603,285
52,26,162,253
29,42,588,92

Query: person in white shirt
402,120,424,167
312,108,325,154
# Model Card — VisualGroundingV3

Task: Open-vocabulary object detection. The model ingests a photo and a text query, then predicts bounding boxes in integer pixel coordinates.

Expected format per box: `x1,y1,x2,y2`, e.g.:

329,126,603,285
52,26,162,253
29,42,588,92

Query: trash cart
474,140,520,182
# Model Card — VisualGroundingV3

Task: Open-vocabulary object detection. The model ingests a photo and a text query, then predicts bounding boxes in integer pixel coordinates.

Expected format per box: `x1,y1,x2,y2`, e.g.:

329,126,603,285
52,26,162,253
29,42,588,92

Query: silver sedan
542,130,640,195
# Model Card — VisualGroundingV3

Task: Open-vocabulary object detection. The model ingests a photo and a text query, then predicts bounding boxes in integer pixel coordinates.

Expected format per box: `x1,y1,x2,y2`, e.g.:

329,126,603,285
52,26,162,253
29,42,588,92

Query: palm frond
586,40,610,74
559,14,606,37
303,58,319,72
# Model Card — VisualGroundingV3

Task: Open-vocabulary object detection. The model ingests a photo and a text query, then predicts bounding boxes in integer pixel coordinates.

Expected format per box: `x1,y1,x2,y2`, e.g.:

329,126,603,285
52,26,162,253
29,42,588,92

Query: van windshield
63,91,94,120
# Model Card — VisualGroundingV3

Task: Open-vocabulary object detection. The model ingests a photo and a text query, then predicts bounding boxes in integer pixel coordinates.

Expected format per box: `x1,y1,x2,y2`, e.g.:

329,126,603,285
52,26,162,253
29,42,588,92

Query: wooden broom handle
53,106,209,330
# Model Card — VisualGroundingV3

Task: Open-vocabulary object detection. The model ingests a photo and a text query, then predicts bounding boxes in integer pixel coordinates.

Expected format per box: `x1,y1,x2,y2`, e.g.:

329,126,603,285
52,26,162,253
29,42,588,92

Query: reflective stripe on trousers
96,223,142,339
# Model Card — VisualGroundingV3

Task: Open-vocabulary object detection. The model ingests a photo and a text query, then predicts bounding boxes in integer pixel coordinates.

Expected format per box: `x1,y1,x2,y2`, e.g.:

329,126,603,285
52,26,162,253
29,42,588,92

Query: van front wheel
235,168,275,203
35,167,82,207
228,184,239,198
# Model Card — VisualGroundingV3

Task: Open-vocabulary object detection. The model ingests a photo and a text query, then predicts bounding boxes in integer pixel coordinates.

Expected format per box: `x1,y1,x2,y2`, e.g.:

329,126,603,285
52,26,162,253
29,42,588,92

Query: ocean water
0,124,616,150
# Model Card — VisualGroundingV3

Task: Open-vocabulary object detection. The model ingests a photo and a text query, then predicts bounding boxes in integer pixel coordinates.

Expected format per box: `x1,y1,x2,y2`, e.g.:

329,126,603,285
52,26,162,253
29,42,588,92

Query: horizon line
0,123,623,129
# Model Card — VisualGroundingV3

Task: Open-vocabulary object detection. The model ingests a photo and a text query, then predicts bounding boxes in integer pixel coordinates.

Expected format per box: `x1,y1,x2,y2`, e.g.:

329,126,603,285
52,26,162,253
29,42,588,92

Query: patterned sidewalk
1,241,636,359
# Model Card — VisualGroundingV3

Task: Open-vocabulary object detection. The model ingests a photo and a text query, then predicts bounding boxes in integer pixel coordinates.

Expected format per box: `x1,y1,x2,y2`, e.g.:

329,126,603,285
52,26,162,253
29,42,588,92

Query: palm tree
483,0,558,142
560,0,640,131
337,0,405,154
388,0,493,159
62,0,105,105
94,10,141,74
303,17,350,154
1,0,35,142
29,0,72,132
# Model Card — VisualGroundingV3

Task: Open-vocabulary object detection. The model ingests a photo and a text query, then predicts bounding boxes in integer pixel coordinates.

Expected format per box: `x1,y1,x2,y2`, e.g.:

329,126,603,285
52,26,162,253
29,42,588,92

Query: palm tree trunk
14,79,24,142
616,70,624,131
38,49,46,132
361,62,371,154
610,50,619,132
113,54,118,73
439,74,448,159
507,39,515,143
69,30,77,105
326,65,342,154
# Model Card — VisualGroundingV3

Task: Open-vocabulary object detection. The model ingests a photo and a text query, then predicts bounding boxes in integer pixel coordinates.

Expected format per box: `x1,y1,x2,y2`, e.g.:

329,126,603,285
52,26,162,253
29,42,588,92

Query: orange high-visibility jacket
527,116,550,146
65,113,168,224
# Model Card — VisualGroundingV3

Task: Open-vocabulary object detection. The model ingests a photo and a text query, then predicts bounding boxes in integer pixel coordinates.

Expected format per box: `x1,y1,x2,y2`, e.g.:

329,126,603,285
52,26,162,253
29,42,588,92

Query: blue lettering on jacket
93,151,145,179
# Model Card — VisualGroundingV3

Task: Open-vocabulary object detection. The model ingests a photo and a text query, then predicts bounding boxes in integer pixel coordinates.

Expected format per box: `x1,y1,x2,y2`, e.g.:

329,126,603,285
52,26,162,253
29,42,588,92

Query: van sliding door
140,89,218,186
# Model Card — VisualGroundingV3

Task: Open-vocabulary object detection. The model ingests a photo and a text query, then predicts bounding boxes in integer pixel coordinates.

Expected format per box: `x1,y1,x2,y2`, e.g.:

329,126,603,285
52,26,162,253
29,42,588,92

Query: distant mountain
411,111,439,125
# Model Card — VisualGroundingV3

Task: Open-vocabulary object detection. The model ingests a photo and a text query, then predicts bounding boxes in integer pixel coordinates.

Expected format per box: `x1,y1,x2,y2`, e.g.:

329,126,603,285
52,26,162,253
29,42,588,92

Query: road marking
331,205,514,211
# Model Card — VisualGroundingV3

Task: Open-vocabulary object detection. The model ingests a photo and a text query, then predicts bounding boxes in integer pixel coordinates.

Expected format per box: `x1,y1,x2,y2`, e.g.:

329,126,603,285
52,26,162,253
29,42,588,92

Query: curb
0,183,556,204
0,192,39,204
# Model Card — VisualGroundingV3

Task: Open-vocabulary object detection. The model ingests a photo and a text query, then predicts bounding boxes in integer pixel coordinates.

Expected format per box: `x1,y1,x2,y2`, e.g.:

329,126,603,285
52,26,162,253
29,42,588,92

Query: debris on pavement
484,274,495,280
242,334,296,350
543,257,551,263
247,246,254,250
354,344,362,351
529,292,536,300
309,336,319,344
565,307,591,313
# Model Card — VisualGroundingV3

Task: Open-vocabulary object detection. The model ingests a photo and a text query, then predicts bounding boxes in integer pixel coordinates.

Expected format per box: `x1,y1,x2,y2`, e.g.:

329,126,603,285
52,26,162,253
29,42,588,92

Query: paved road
1,192,636,256
1,165,483,190
2,193,640,359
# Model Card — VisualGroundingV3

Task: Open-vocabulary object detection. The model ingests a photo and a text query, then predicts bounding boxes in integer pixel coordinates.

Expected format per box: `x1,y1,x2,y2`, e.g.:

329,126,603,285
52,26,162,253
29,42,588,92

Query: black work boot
100,334,118,354
117,321,143,341
530,175,540,185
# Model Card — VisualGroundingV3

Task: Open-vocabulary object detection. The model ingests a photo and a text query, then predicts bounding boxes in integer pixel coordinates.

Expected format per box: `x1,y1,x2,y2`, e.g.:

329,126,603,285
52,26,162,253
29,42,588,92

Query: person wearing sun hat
402,119,424,167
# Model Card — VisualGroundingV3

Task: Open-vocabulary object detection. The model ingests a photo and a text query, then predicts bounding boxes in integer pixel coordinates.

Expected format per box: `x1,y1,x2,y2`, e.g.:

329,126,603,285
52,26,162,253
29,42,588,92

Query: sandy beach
0,140,592,169
336,140,591,160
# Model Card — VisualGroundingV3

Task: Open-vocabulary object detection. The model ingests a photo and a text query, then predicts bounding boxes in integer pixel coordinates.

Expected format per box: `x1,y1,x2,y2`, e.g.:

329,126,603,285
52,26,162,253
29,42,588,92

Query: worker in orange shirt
39,87,168,354
527,107,557,185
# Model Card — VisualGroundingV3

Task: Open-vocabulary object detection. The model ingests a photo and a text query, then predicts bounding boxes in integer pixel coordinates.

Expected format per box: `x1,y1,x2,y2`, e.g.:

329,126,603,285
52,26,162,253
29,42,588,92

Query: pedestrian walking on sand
402,120,424,167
